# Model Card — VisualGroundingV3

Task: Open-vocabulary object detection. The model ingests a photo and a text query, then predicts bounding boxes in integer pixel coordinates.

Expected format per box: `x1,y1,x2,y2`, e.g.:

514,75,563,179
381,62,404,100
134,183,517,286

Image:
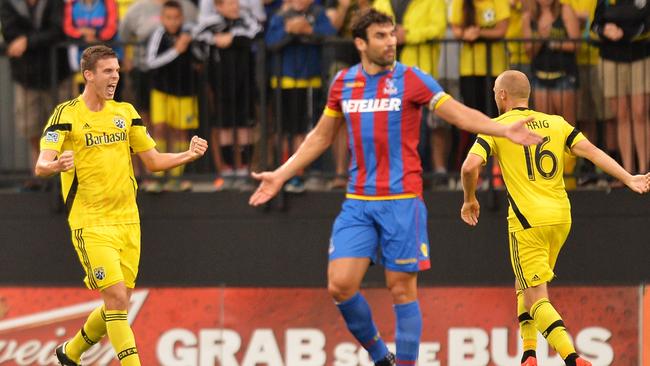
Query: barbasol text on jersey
85,131,128,147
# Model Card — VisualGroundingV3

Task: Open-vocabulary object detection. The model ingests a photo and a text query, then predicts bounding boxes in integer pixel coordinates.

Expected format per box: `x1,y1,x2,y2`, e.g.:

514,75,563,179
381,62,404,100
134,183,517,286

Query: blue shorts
533,73,578,90
329,197,431,272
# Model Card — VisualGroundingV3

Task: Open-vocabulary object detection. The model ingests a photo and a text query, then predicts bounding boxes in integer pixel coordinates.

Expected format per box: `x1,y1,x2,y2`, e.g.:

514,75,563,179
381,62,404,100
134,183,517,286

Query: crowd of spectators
0,0,648,192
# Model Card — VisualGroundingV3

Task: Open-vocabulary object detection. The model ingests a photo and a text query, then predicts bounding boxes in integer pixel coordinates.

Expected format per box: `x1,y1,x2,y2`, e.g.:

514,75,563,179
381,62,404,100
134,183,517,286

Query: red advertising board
0,287,639,365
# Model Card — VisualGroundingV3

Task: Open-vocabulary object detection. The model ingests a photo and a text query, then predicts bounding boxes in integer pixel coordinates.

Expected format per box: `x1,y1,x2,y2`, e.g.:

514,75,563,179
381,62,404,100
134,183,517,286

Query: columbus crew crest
114,117,125,129
93,267,106,281
482,9,496,23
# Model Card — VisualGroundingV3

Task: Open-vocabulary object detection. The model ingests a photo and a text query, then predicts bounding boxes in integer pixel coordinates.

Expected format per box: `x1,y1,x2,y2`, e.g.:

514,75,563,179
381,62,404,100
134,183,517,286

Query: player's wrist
50,160,63,174
275,166,294,183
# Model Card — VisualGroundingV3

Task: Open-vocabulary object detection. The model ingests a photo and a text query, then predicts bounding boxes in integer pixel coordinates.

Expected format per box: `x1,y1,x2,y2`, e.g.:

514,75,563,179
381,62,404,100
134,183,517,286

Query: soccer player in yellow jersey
34,45,208,366
460,70,650,366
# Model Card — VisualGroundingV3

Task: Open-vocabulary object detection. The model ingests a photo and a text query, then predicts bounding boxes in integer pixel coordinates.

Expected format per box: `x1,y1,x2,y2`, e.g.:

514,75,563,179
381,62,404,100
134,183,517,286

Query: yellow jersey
563,0,600,65
40,97,156,230
505,0,531,65
373,0,447,77
468,107,587,232
450,0,510,76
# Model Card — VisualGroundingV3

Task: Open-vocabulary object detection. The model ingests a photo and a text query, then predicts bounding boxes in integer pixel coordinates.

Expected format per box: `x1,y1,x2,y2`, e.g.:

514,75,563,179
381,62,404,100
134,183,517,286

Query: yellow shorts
150,89,199,130
509,223,571,290
71,224,141,290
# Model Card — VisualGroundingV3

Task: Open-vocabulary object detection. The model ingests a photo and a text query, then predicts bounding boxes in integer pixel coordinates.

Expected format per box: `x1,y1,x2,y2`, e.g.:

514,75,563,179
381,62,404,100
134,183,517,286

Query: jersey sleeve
494,0,511,23
409,67,451,110
449,0,464,26
563,119,587,149
324,70,345,118
40,102,74,153
127,104,156,153
468,134,496,163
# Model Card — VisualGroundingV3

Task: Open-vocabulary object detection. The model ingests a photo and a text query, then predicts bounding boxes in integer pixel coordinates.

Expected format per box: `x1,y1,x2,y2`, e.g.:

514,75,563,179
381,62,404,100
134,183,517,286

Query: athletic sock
104,310,140,366
564,352,580,366
517,291,537,361
336,292,389,362
530,298,576,359
65,306,107,362
394,301,422,365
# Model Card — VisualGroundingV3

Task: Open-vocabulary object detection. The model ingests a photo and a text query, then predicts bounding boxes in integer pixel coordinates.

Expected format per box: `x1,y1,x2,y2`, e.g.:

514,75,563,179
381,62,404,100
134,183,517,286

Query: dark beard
368,53,394,67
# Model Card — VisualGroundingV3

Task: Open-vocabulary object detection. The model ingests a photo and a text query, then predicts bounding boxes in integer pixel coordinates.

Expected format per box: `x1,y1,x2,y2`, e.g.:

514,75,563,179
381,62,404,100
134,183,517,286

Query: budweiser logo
0,291,148,366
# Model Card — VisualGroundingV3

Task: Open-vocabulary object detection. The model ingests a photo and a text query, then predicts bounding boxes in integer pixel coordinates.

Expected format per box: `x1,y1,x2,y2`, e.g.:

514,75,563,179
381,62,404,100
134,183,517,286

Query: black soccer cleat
55,342,80,366
375,352,396,366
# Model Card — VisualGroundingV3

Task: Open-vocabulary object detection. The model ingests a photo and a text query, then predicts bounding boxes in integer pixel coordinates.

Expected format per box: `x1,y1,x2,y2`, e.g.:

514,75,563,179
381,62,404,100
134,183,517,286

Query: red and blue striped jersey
324,62,450,198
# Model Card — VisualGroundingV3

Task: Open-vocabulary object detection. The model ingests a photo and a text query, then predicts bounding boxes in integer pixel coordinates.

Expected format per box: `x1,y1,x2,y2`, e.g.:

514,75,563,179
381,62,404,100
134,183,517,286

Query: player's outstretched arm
571,139,650,194
249,114,344,206
138,136,208,172
35,150,75,177
460,153,483,226
434,98,542,146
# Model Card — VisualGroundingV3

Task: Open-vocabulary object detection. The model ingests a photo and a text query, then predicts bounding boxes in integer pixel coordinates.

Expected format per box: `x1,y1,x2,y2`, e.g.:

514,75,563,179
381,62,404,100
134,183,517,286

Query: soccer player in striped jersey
460,70,650,366
249,9,542,366
35,45,207,366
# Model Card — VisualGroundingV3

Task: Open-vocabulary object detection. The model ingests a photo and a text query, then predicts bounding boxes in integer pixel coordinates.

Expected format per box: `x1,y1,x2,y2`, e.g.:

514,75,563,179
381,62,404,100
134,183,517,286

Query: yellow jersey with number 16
468,107,586,232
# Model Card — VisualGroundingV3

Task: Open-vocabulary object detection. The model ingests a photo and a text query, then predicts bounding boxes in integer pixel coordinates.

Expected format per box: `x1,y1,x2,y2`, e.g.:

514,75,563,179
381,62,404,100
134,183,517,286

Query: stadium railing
1,37,647,193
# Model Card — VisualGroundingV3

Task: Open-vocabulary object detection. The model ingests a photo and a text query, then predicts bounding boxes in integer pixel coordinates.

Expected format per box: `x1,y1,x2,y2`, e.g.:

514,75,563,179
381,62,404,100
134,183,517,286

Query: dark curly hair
351,8,394,42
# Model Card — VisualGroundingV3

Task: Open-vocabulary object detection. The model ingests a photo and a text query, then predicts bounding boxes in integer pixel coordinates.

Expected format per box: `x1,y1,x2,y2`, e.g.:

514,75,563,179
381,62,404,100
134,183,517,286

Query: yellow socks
517,291,537,355
105,310,140,366
530,298,576,359
65,306,107,362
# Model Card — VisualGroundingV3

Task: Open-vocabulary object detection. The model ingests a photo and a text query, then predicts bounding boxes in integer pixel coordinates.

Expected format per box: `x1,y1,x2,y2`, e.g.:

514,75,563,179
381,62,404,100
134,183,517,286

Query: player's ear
353,37,367,52
83,69,93,82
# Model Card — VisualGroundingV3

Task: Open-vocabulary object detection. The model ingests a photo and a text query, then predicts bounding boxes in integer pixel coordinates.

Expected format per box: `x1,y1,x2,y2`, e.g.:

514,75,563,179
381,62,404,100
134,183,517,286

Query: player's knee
104,295,129,310
102,288,130,310
523,285,547,310
387,281,416,304
327,281,357,303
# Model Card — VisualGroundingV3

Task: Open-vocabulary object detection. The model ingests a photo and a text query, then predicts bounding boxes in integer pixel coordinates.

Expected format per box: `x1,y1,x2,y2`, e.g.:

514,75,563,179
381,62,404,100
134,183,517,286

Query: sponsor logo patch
344,81,365,88
395,258,417,265
341,98,402,113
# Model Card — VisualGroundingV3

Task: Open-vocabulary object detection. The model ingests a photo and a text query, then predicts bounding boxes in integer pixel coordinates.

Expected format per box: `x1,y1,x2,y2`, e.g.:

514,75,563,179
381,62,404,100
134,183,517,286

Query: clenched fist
188,136,208,160
57,151,75,172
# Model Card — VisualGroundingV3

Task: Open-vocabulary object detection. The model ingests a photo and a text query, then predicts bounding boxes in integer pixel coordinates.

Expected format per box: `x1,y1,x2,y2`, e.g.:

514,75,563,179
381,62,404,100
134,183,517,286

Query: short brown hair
351,9,394,42
80,45,117,74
